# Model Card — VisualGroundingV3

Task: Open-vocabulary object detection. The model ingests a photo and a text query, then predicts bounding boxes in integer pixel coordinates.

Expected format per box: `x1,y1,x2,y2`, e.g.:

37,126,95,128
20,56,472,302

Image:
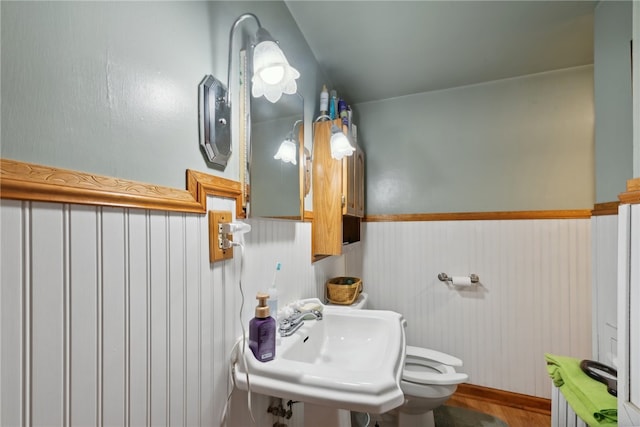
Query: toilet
326,293,469,427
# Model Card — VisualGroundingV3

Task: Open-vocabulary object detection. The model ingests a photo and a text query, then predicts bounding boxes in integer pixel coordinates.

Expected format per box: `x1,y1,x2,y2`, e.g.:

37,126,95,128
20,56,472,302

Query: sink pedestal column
304,403,352,427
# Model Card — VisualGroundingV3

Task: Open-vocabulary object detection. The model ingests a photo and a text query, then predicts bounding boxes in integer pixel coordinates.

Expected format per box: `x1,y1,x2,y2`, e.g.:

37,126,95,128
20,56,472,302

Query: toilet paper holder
437,273,480,283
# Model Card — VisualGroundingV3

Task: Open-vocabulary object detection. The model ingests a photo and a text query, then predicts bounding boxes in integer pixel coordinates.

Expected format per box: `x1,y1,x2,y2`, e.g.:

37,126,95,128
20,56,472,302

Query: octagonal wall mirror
247,91,305,220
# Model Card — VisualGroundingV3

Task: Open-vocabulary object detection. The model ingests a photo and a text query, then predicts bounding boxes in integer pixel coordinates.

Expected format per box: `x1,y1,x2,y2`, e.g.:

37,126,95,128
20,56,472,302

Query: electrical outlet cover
209,210,233,262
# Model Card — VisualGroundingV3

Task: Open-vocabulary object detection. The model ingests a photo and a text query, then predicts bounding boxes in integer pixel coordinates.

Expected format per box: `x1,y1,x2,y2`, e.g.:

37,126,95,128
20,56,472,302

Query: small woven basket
326,277,363,305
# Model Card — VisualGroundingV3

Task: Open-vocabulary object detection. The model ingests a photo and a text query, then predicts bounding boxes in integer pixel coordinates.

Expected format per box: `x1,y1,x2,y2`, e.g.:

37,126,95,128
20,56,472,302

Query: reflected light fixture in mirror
274,139,297,164
274,119,303,165
198,13,300,170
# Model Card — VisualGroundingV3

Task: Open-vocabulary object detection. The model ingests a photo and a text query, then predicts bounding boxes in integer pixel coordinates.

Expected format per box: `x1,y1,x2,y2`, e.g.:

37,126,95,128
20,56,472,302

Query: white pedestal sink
233,300,407,427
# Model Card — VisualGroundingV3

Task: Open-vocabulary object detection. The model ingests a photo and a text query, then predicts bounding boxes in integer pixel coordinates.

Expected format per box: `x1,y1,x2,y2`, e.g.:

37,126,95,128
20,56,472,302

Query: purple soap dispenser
249,293,276,362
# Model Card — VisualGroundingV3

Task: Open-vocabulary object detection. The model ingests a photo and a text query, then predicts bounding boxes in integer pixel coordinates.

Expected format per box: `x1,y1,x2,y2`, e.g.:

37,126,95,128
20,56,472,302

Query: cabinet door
355,144,365,217
343,143,365,218
312,120,344,258
343,149,356,216
312,120,364,260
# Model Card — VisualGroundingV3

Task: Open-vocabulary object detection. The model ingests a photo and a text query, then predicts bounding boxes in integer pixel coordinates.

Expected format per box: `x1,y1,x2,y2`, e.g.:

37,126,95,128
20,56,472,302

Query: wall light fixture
314,115,356,161
329,123,356,160
198,13,300,170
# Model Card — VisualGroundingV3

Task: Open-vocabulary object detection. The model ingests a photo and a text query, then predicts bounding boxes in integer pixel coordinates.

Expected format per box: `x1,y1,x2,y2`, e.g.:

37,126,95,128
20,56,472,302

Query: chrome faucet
278,309,323,337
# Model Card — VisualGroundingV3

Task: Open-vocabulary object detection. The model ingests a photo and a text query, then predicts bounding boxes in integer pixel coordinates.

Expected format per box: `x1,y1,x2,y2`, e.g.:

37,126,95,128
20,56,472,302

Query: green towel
545,353,617,426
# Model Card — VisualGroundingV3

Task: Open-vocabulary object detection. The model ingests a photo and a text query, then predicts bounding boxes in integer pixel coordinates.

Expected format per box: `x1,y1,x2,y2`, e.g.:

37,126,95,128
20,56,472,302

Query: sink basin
281,310,393,370
233,300,407,414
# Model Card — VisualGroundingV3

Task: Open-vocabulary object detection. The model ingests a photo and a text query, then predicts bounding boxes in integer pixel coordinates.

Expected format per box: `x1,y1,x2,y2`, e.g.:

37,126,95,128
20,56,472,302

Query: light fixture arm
292,118,305,163
226,13,262,106
290,119,303,137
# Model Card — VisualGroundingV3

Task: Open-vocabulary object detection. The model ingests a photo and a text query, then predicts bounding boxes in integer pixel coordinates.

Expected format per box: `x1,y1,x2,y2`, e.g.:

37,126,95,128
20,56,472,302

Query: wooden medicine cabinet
312,119,365,261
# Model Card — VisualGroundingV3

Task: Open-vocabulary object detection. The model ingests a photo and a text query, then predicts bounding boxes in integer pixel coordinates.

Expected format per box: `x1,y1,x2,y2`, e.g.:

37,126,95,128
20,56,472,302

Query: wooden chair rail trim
1,158,244,217
619,177,640,205
592,201,620,216
304,210,314,222
3,158,627,220
455,383,551,415
365,209,593,222
186,169,246,218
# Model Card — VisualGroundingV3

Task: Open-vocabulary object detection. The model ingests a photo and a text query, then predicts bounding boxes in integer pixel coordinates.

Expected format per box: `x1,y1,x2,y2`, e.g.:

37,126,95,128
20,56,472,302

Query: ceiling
285,1,596,105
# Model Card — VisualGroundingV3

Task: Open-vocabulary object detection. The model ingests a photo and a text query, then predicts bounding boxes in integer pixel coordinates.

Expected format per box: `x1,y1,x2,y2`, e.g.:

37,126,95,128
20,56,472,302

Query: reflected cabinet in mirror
248,92,305,220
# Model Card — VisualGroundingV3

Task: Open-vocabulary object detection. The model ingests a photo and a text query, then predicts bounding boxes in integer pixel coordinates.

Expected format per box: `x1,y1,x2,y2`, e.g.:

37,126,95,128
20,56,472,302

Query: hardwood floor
446,384,551,427
368,384,551,426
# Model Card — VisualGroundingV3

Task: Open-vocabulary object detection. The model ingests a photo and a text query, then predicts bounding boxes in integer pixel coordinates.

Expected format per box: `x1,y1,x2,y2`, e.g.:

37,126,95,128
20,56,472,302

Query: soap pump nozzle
255,292,270,319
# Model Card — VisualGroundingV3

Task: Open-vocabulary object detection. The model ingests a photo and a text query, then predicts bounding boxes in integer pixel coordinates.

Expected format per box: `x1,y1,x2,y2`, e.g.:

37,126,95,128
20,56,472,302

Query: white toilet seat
406,345,463,367
402,345,469,386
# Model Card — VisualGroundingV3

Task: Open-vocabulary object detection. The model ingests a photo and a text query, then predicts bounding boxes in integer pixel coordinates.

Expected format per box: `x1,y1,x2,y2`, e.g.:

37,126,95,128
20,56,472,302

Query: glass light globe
330,124,356,160
274,139,297,165
252,40,300,103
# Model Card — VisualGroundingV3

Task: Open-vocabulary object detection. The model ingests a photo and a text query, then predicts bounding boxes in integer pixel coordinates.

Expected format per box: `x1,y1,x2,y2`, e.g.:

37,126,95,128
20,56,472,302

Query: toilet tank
326,292,369,310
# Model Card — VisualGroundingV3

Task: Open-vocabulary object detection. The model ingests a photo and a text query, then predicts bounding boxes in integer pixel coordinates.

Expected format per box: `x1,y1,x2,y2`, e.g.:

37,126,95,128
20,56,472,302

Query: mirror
248,92,305,220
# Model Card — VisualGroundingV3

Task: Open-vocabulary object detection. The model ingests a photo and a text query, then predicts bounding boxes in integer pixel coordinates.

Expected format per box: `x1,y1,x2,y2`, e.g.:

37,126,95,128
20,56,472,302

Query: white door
619,2,640,423
618,204,640,426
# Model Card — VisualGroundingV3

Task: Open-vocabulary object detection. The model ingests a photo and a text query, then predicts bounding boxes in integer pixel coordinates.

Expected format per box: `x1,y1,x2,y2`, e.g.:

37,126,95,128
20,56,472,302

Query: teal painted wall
594,0,634,203
1,1,325,191
355,66,595,215
3,1,633,214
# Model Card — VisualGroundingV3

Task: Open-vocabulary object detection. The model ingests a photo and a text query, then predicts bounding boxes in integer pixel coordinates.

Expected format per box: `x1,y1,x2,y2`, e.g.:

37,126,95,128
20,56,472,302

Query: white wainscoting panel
1,201,25,427
1,196,595,422
0,199,330,427
362,219,592,398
